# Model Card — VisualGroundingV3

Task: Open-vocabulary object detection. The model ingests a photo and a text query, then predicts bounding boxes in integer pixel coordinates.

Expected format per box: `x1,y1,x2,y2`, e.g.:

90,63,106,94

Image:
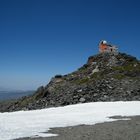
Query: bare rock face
1,52,140,112
92,66,99,74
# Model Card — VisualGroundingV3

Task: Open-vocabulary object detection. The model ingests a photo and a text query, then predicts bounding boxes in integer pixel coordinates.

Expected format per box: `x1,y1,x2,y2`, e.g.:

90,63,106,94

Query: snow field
0,101,140,140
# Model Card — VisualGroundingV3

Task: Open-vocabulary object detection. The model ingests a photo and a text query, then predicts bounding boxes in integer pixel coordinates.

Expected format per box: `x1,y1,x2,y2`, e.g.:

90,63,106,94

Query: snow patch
0,101,140,140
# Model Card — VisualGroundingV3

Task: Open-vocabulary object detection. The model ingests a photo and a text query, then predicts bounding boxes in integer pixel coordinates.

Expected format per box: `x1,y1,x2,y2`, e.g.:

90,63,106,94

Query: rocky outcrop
1,52,140,112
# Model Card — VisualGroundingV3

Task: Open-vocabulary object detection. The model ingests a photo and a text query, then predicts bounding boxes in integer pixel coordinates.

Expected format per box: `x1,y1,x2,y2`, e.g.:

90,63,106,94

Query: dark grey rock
0,52,140,112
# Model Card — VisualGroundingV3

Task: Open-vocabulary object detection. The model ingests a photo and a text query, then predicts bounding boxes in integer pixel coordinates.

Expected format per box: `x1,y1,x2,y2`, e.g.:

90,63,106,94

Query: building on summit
99,40,118,54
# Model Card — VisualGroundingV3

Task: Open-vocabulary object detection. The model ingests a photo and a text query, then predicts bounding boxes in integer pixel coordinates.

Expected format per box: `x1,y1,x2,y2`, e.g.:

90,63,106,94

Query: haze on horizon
0,0,140,90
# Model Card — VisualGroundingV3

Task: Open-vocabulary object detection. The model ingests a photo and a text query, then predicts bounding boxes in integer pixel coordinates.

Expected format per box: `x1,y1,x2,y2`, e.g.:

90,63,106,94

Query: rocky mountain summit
1,52,140,112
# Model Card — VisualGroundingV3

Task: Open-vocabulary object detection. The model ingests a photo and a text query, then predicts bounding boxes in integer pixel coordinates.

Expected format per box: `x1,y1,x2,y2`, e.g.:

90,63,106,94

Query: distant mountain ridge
0,87,12,92
0,90,34,101
0,51,140,112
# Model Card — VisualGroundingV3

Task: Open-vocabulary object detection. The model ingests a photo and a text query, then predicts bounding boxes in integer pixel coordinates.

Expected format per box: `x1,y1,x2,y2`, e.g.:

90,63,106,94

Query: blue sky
0,0,140,90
